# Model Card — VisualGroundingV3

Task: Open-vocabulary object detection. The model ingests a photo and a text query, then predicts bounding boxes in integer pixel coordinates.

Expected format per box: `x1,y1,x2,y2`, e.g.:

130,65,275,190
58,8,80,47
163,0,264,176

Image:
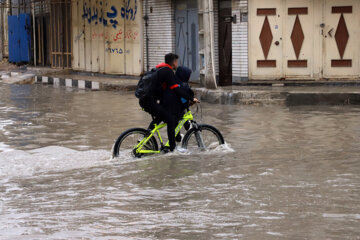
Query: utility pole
203,0,217,89
0,5,3,61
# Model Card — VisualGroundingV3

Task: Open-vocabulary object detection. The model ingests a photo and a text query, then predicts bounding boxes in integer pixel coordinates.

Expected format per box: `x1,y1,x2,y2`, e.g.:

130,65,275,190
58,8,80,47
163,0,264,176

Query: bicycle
112,103,225,158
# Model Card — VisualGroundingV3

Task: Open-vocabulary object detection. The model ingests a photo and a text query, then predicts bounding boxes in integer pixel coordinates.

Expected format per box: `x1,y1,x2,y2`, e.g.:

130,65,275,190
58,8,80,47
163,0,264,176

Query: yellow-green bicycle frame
135,110,194,154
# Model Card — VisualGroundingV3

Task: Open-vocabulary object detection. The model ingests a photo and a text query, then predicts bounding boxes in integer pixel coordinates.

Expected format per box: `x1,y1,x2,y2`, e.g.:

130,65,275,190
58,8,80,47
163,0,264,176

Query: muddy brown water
0,83,359,239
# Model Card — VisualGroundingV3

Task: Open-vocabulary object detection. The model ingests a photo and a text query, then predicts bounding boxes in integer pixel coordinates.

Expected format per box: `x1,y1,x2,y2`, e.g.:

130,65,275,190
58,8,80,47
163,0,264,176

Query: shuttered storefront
72,0,143,75
232,0,248,82
213,0,219,79
143,0,175,71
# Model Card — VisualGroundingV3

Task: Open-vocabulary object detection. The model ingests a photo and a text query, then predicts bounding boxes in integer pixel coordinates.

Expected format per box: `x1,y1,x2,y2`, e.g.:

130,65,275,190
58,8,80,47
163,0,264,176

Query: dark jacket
160,66,194,119
140,63,192,104
176,66,194,109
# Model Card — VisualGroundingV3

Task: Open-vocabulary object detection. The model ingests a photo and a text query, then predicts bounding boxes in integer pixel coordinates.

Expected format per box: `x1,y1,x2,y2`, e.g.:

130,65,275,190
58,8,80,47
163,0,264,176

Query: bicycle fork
192,122,206,150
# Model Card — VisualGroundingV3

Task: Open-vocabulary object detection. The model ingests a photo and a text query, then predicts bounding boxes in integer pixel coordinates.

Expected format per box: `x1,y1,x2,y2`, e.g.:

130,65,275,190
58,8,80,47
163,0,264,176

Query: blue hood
176,66,192,83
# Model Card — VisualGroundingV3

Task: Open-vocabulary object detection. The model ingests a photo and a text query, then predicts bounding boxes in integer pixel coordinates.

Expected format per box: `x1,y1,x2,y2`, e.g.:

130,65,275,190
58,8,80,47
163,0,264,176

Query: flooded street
0,83,359,239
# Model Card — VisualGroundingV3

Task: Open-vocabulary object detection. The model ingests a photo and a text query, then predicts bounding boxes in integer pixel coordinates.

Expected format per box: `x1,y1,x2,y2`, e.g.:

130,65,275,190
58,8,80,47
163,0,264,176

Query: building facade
144,0,360,83
249,0,360,80
2,0,360,84
143,0,248,85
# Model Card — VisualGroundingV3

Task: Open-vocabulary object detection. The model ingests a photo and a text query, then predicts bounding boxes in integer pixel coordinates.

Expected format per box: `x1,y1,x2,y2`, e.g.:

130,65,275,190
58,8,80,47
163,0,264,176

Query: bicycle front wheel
112,128,158,158
182,124,224,151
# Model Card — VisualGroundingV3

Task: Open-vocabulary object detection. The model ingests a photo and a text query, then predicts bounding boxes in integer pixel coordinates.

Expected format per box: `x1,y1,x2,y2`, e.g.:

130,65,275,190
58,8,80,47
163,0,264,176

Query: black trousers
140,98,177,151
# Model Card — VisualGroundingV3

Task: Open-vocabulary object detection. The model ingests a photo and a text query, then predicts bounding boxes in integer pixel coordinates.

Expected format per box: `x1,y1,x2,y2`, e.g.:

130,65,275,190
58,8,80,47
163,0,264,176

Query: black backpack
135,68,161,100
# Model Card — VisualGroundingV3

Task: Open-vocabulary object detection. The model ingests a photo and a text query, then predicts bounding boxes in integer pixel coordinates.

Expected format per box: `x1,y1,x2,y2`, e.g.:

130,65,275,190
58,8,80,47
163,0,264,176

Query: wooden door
218,0,232,86
323,0,359,78
249,0,283,79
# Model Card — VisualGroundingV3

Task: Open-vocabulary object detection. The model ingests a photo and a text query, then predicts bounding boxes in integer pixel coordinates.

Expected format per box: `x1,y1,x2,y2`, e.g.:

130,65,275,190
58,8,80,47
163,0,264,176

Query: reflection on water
0,83,359,239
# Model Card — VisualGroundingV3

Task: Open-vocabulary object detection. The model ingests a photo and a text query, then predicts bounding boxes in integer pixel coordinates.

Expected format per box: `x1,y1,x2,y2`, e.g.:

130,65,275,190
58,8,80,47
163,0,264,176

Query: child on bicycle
175,66,195,111
175,66,196,133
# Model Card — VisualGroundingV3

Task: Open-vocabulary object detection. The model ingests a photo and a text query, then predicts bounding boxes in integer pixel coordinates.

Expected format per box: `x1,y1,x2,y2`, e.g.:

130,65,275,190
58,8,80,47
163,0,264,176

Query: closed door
8,14,31,63
175,0,200,81
18,14,31,62
284,0,314,77
249,0,283,79
218,0,232,86
250,0,360,80
8,16,19,63
323,0,359,78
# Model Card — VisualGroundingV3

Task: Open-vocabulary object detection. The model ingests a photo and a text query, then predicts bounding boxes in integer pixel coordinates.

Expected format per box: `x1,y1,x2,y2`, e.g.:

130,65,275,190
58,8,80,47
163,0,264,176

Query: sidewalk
1,63,360,106
33,74,360,106
196,85,360,106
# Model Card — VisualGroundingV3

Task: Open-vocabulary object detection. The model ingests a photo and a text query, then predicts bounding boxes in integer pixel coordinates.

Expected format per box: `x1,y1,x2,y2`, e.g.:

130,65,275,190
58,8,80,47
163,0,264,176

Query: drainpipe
144,0,149,72
32,1,36,66
208,0,217,88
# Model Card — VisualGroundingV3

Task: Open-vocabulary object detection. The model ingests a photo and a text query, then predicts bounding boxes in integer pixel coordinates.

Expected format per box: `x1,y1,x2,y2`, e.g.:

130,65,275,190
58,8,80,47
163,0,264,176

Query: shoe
161,146,171,154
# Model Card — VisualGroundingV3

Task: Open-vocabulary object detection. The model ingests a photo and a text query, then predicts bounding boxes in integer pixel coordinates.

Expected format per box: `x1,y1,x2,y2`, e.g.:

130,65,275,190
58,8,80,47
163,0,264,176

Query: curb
286,93,360,106
193,88,287,105
36,76,100,90
34,75,360,106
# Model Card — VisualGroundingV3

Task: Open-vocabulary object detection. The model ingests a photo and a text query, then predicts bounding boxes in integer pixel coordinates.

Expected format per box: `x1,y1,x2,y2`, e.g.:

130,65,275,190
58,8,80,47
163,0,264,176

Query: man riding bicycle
139,53,198,153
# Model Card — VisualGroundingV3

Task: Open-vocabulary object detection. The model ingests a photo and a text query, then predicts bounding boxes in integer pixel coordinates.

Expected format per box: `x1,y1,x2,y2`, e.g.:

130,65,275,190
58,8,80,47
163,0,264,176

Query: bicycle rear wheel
182,124,224,151
112,128,158,158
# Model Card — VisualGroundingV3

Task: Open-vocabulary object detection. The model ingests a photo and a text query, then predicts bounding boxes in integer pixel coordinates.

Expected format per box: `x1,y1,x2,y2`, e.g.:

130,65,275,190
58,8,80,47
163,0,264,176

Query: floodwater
0,83,359,239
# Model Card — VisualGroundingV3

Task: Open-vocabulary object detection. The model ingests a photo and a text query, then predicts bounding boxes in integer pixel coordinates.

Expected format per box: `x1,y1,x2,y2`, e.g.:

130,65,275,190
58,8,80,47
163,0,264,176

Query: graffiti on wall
106,48,130,54
90,28,139,42
82,0,138,29
73,0,142,74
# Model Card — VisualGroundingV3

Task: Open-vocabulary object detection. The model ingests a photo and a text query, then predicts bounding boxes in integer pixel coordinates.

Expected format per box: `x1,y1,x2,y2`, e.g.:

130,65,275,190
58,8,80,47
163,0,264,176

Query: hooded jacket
176,66,192,84
175,66,194,105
